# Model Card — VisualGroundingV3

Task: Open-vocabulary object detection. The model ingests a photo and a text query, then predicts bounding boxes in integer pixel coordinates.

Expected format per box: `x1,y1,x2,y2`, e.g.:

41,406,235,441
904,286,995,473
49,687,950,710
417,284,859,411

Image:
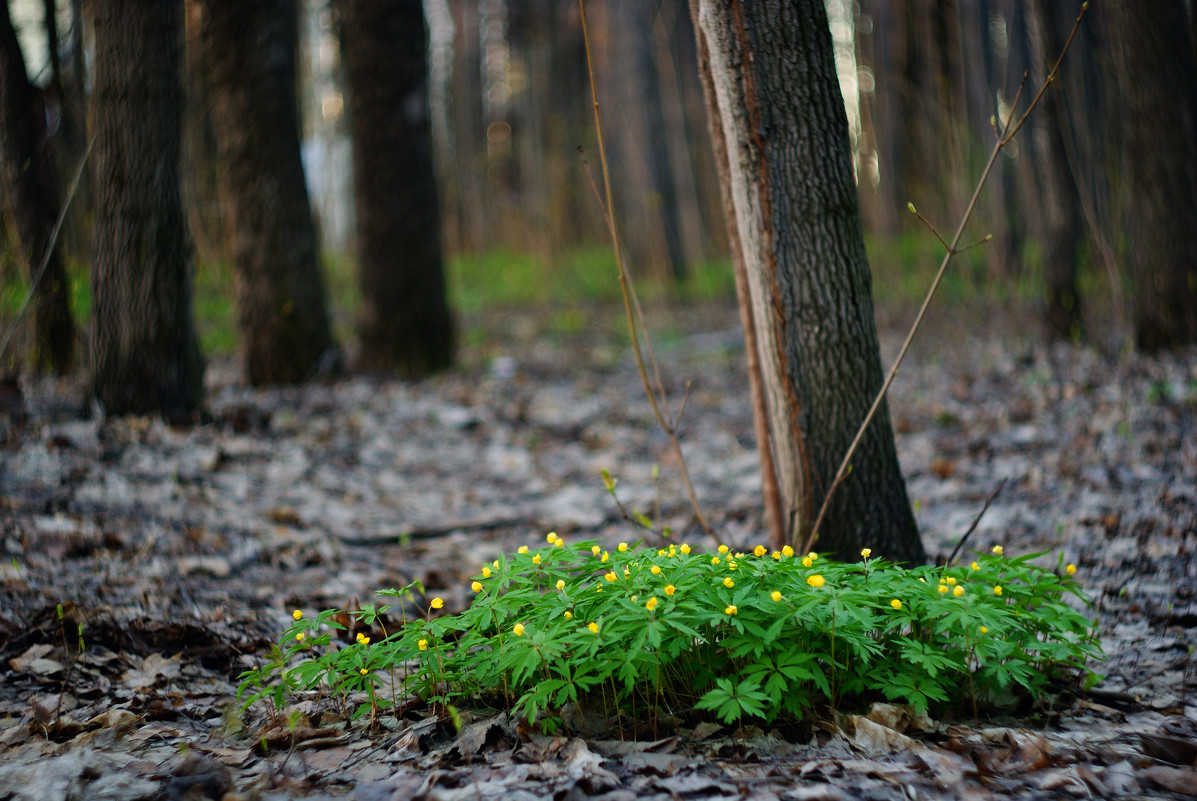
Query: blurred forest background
0,0,1190,394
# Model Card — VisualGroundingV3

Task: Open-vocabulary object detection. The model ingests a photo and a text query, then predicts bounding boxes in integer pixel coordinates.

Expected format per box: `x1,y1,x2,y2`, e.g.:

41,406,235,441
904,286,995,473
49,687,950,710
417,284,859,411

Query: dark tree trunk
1109,0,1197,350
691,0,923,563
89,0,204,418
0,0,75,373
337,0,454,375
1030,0,1083,340
198,0,335,385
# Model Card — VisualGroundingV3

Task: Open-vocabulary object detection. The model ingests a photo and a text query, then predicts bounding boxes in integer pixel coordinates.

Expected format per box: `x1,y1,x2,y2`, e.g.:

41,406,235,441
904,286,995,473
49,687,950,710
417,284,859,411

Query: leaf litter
1,302,1195,799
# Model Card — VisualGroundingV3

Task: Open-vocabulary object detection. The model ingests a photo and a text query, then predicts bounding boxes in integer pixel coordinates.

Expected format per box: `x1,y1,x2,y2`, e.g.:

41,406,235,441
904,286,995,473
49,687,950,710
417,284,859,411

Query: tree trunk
1029,0,1083,340
0,0,75,373
690,0,923,563
198,0,335,385
89,0,204,418
1109,0,1197,351
337,0,454,375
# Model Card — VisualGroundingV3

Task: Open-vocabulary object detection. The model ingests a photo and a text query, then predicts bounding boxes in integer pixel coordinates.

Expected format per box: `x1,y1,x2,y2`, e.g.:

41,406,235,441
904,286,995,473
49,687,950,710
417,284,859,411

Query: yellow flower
724,605,738,615
971,561,979,571
518,546,529,554
493,560,500,568
291,609,303,620
808,552,819,561
734,552,745,560
553,539,563,548
664,584,676,596
591,545,602,556
711,556,721,565
588,622,599,634
946,577,957,586
482,566,492,578
807,574,825,588
532,554,542,565
953,585,965,597
418,638,428,651
601,551,609,563
546,532,558,544
295,633,305,641
356,633,370,644
938,585,948,594
890,599,902,610
992,545,1004,556
623,568,630,579
555,579,566,591
564,611,573,620
771,551,781,560
604,572,617,582
513,623,525,636
919,578,926,583
471,581,483,592
360,668,369,675
1066,564,1077,575
727,561,738,570
722,577,735,589
979,626,989,634
618,542,628,552
645,597,659,611
860,548,872,559
430,597,444,609
993,585,1003,596
782,545,794,557
657,549,666,557
802,557,813,567
650,565,661,575
718,544,729,554
680,543,691,554
771,590,782,602
668,545,677,556
754,545,767,557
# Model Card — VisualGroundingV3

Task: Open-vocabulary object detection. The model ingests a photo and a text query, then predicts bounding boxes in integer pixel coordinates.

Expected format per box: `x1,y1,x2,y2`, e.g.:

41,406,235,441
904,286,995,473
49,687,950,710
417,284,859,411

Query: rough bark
337,0,454,375
1109,0,1197,351
198,0,335,385
691,0,923,562
0,0,75,373
1029,0,1083,340
89,0,204,418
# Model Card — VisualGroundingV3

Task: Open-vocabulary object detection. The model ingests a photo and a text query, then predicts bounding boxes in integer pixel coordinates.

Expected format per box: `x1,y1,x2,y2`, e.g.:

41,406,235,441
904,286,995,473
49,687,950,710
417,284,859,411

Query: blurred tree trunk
1029,0,1083,340
691,0,923,562
90,0,204,418
338,0,454,374
198,0,335,384
1109,0,1197,350
0,0,75,373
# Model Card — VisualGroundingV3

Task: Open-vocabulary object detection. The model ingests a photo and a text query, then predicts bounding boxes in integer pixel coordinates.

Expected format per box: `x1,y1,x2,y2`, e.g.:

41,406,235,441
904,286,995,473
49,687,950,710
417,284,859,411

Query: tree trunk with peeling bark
689,0,923,563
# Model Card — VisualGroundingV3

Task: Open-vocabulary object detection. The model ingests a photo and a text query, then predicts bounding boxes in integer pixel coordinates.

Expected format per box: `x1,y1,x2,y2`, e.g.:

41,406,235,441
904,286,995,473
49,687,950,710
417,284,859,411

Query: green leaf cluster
240,539,1101,730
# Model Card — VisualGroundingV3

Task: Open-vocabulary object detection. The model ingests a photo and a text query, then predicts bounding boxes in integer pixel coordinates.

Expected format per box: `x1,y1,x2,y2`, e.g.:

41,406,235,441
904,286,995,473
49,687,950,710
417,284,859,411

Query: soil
1,301,1195,800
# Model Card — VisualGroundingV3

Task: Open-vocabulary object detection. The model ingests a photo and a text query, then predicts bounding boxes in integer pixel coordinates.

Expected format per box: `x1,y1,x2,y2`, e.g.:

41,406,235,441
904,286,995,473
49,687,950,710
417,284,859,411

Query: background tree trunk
1029,0,1083,340
198,0,335,385
337,0,454,375
691,0,923,562
1109,0,1197,351
89,0,204,418
0,0,75,373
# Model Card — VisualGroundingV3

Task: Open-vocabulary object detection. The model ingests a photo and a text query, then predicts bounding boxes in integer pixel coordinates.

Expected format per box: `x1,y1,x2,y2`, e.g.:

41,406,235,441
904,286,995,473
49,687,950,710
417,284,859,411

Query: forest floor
1,300,1196,800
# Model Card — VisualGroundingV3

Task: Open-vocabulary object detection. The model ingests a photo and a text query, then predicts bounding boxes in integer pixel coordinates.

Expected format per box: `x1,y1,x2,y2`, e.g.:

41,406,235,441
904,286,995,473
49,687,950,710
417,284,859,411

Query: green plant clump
240,536,1101,732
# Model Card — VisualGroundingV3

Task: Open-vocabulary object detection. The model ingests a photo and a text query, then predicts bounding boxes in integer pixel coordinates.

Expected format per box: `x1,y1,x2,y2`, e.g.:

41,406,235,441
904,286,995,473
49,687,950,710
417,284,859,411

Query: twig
0,137,93,364
578,0,717,542
801,4,1088,555
945,477,1008,566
